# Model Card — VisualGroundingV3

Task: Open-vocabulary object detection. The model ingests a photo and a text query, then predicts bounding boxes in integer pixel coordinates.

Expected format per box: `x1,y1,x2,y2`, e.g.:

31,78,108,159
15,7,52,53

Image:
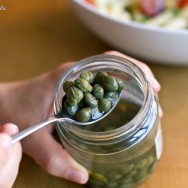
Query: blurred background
0,0,111,81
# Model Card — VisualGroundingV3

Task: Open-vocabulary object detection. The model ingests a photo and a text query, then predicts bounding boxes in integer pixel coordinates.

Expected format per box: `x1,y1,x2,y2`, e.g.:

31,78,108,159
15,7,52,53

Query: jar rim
54,54,151,142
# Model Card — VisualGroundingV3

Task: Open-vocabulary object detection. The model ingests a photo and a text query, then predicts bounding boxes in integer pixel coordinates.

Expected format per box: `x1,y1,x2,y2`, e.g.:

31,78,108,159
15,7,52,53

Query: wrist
0,82,20,124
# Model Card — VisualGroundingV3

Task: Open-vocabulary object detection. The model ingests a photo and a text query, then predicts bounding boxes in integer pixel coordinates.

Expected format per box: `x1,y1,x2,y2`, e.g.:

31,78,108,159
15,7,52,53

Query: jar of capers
54,55,163,188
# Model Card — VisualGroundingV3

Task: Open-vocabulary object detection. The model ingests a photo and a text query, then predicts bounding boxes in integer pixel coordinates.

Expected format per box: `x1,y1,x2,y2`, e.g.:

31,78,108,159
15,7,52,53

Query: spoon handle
11,116,59,144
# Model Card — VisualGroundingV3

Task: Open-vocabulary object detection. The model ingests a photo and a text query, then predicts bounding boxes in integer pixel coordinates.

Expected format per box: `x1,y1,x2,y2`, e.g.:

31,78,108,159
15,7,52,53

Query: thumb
22,129,89,184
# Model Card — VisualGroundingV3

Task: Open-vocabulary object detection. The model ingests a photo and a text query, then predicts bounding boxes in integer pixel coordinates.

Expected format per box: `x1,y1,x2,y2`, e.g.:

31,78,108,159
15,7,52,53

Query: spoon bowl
11,94,121,144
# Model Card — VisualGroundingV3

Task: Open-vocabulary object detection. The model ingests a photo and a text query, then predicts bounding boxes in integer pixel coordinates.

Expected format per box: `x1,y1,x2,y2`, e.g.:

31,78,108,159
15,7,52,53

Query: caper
92,84,104,99
90,172,107,184
98,98,112,113
64,100,79,116
76,107,92,122
67,86,83,106
80,71,94,84
119,176,133,184
95,71,108,83
88,178,105,187
104,92,118,100
134,159,148,170
84,93,98,108
74,78,92,93
108,173,122,181
101,75,118,92
124,169,137,178
63,80,74,93
121,164,134,174
116,78,125,92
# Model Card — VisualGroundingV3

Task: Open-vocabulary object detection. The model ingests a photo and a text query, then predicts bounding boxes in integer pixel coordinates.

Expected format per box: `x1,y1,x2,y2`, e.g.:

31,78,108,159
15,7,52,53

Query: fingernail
0,134,12,149
67,169,87,184
150,77,161,92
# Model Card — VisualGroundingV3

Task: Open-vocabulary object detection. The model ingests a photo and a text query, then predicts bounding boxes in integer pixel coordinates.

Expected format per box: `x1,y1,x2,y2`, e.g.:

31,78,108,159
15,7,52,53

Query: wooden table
1,0,188,187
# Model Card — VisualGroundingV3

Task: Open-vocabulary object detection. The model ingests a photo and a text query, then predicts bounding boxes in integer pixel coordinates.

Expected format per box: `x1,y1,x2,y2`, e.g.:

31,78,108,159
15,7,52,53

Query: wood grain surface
1,0,188,188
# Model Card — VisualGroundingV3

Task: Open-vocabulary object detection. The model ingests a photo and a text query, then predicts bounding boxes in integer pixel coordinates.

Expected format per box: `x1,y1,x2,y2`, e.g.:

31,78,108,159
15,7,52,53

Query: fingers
0,133,12,151
0,123,19,135
104,51,163,118
56,62,75,76
0,123,22,160
0,123,22,161
0,123,22,154
0,124,22,188
22,128,89,184
48,61,76,88
104,51,161,93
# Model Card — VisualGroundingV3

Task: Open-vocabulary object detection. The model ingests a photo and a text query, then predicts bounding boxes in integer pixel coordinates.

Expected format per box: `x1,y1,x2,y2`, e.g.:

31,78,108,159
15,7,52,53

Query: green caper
134,159,148,170
121,164,134,174
64,100,79,116
101,75,118,92
104,92,118,100
98,98,112,113
84,93,98,108
63,80,74,93
88,178,105,187
95,71,108,83
92,84,104,99
74,78,92,93
76,107,92,122
107,173,122,181
119,176,133,184
80,71,94,84
90,172,107,184
124,169,137,178
67,86,83,106
116,78,125,92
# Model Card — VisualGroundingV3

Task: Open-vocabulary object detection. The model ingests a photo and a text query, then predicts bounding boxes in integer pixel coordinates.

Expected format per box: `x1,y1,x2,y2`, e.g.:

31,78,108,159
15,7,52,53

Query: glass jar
54,55,163,188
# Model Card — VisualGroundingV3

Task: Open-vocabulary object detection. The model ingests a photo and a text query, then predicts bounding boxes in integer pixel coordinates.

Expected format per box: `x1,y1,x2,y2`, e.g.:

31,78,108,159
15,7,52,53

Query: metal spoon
11,94,121,144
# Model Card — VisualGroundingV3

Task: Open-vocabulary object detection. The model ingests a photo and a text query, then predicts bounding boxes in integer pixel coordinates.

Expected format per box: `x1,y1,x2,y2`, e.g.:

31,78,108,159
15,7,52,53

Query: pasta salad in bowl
69,0,188,65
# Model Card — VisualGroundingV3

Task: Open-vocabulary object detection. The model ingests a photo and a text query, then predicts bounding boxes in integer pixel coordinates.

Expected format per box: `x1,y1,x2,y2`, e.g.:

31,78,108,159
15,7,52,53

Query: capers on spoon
11,93,121,144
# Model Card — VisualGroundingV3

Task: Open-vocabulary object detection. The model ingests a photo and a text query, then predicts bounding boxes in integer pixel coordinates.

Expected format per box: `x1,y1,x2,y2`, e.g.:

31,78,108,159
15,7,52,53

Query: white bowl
70,0,188,65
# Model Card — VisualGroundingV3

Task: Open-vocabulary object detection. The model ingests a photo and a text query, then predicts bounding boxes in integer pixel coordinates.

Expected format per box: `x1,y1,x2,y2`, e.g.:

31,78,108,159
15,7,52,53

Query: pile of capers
62,71,125,122
87,153,157,188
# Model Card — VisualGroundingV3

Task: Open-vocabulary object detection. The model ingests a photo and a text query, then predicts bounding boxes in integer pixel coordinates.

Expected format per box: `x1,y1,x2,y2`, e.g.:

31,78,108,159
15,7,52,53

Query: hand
0,62,89,184
0,51,162,185
0,123,22,188
105,51,163,117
